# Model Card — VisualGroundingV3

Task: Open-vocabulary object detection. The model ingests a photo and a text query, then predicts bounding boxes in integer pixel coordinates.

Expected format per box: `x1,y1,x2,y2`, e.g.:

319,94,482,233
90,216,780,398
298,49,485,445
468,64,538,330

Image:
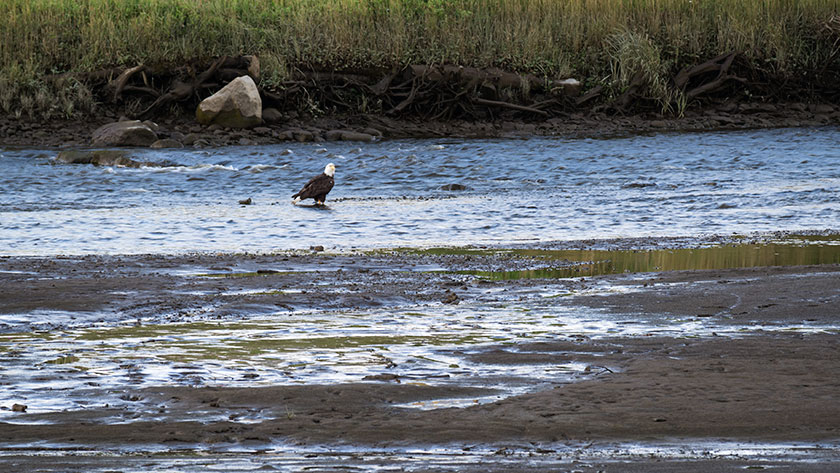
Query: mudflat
1,246,839,471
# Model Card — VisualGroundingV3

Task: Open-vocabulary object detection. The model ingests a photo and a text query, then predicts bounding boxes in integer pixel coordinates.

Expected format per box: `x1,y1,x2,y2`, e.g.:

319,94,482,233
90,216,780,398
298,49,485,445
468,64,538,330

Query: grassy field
1,0,838,118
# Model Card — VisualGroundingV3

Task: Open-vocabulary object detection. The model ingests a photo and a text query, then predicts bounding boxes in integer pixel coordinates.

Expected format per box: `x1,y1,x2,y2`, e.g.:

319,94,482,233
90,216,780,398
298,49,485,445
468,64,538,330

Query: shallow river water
2,127,840,470
2,127,839,255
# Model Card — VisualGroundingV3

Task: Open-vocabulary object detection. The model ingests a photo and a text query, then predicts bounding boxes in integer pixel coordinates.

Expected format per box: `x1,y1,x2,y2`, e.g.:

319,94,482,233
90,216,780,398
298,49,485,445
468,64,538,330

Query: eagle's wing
293,173,332,199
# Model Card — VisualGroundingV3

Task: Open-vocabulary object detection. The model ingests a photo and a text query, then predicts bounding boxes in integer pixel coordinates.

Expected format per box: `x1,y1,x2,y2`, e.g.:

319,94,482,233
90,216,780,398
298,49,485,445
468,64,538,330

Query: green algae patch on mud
155,333,484,363
43,354,80,365
414,242,840,280
74,321,270,342
69,319,487,365
0,332,59,344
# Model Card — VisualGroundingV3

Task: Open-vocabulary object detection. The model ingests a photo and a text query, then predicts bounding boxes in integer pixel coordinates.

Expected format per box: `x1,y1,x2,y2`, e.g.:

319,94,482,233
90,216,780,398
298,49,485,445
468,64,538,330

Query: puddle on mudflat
2,293,837,422
416,237,840,280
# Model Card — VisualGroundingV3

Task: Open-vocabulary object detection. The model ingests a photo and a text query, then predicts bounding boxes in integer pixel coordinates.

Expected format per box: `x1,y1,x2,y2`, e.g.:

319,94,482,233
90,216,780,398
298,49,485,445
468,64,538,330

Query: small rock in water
238,198,252,205
150,138,184,149
91,120,158,147
442,290,460,305
12,403,27,412
310,245,325,252
363,373,401,382
440,183,468,191
623,182,656,189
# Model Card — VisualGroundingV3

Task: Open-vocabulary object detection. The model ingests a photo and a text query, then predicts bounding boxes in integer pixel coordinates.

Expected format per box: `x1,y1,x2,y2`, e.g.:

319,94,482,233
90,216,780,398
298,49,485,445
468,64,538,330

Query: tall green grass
2,0,838,118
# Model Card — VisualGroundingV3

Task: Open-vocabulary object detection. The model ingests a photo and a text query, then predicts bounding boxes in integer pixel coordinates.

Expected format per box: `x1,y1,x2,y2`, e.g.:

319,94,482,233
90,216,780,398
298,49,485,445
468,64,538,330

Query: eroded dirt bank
2,102,839,149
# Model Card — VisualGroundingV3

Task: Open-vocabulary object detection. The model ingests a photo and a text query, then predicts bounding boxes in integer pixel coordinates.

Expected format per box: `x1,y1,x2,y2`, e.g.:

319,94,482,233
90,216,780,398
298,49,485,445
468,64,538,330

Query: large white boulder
196,75,262,128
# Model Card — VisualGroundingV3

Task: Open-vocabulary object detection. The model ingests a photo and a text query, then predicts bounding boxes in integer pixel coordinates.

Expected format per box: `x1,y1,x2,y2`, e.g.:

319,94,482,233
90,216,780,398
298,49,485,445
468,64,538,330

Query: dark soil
2,101,839,149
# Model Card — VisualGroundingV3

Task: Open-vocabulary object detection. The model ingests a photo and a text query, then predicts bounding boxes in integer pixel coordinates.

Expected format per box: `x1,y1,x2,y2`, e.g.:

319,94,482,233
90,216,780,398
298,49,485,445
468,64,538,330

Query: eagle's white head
325,163,336,177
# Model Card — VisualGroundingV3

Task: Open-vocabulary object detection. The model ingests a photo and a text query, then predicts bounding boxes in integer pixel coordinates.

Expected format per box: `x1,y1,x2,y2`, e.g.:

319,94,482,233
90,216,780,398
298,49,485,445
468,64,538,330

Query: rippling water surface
2,127,839,255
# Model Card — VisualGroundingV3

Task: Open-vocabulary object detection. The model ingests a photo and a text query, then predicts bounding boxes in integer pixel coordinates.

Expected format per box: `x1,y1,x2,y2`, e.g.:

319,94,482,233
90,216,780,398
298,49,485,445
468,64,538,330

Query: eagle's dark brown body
292,163,335,205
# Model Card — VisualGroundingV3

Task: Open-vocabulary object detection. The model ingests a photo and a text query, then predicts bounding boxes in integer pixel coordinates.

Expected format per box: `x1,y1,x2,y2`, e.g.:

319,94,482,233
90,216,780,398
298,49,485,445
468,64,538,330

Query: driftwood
472,97,548,116
95,56,258,119
576,85,603,106
109,65,147,102
675,52,747,99
137,56,232,119
78,55,585,121
266,64,578,119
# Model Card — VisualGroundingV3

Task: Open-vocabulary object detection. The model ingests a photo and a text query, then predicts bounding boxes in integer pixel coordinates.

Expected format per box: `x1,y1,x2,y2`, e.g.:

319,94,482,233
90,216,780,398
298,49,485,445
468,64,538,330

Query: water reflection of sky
1,127,839,255
2,292,837,420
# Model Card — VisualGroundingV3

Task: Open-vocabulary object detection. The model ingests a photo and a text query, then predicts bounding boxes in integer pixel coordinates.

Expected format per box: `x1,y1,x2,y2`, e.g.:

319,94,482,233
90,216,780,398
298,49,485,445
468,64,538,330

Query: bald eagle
292,163,335,205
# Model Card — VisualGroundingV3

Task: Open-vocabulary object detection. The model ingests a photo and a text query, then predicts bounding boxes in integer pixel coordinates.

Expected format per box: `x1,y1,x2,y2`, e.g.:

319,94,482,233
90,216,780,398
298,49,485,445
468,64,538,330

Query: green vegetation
416,240,840,279
43,354,80,365
2,0,838,118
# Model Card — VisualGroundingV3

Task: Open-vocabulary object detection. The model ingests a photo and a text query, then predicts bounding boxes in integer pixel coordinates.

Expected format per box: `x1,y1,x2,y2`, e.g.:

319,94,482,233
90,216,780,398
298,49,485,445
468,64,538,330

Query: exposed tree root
675,52,748,99
68,52,838,124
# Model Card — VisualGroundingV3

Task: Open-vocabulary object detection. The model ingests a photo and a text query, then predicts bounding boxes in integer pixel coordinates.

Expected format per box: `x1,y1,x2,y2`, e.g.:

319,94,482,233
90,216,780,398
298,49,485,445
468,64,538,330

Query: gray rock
55,150,141,167
362,127,383,138
150,139,184,149
441,290,460,304
325,130,344,141
274,130,294,141
325,130,375,142
811,104,835,114
291,129,315,142
183,133,201,145
440,183,468,191
709,115,735,125
91,120,158,147
262,107,283,123
196,75,262,128
142,120,161,133
341,131,375,142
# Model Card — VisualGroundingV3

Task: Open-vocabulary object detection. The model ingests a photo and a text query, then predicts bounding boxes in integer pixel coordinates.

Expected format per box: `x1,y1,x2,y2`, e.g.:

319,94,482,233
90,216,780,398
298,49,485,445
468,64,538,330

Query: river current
1,127,839,255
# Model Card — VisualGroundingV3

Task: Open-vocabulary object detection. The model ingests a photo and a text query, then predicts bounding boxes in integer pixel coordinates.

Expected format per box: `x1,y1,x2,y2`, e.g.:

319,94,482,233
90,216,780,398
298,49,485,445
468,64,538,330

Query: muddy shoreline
1,241,839,470
2,101,839,148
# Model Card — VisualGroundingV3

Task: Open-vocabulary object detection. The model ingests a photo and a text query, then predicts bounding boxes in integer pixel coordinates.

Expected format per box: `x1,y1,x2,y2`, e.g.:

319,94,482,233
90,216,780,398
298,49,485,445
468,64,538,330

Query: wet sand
1,246,839,470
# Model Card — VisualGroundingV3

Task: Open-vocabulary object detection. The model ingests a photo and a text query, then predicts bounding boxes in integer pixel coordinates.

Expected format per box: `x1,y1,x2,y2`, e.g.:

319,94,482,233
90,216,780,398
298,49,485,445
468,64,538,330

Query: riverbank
2,101,839,148
3,1,839,132
1,238,839,470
